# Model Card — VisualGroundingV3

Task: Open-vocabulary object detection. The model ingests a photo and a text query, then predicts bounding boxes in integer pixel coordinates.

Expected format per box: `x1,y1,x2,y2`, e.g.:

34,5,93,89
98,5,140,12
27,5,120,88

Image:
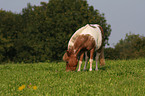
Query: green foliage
0,58,145,95
104,47,119,60
0,10,16,62
0,0,111,63
105,33,145,60
115,33,145,59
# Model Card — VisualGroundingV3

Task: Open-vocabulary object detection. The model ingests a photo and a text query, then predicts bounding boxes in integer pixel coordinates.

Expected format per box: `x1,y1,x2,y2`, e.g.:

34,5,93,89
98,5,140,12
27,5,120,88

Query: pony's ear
63,52,69,61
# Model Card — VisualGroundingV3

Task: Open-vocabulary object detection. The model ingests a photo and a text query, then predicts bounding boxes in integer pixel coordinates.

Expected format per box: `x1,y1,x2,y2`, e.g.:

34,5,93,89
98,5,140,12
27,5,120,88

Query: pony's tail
99,46,105,66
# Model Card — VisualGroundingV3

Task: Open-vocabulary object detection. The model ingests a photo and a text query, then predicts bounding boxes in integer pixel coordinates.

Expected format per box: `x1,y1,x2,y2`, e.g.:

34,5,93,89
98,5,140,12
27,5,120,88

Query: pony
63,24,105,71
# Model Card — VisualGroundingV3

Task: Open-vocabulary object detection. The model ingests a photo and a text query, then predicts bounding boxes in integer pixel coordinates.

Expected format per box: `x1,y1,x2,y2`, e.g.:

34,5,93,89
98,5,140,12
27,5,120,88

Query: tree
39,0,111,61
104,47,119,60
17,0,111,62
0,0,112,63
0,10,17,62
115,33,145,59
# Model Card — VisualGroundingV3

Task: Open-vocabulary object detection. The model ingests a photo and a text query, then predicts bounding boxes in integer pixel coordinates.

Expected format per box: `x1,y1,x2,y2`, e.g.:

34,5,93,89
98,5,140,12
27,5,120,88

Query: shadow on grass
44,64,111,72
75,65,111,72
99,65,111,71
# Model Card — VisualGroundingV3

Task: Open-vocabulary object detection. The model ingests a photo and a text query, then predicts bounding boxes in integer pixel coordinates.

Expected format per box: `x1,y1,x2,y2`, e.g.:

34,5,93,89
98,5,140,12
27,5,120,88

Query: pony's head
63,50,78,71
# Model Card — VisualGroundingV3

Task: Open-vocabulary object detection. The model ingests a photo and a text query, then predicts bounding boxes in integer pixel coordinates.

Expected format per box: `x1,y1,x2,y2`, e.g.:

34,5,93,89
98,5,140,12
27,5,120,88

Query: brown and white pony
63,24,105,71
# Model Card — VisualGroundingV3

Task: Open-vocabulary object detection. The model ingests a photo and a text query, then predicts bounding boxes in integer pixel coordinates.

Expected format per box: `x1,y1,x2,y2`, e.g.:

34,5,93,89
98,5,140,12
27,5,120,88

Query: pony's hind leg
83,51,88,71
89,48,95,71
77,53,84,71
95,52,100,71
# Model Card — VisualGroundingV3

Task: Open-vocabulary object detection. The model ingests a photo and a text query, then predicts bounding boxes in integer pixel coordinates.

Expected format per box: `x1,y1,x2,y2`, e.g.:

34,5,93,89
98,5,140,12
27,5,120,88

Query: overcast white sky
0,0,145,47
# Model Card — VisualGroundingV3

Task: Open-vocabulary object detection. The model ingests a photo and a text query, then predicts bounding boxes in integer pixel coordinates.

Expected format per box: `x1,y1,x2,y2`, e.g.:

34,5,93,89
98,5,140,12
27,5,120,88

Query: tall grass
0,58,145,96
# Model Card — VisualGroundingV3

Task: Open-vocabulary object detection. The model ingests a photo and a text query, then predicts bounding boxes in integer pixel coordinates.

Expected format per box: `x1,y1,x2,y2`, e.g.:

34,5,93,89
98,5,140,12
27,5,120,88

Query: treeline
0,0,111,63
105,33,145,60
1,0,143,63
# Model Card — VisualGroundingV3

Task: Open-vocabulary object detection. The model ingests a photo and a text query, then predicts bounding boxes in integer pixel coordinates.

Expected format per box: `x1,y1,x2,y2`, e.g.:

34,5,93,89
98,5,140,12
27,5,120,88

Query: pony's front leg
89,48,95,71
77,53,84,71
89,59,93,71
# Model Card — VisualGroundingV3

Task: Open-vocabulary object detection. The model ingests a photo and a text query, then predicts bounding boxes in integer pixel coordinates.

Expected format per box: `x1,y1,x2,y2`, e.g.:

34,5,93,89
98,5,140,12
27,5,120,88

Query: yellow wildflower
18,85,25,91
33,86,37,90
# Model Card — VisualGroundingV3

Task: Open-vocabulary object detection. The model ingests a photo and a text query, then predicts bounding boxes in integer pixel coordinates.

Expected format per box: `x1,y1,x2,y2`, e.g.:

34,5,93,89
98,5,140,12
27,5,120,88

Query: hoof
95,69,98,71
77,69,81,72
83,68,87,71
89,69,92,71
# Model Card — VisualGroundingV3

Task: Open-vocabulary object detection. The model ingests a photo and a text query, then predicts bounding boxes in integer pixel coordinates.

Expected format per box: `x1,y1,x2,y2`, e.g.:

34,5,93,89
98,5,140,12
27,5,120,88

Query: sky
0,0,145,47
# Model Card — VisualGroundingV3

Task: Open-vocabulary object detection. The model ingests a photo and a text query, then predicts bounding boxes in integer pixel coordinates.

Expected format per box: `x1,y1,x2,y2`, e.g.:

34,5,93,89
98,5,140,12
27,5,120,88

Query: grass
0,58,145,96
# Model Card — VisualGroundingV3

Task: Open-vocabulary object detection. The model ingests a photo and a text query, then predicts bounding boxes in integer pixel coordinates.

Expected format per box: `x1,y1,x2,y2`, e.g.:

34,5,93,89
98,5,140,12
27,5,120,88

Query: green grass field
0,58,145,96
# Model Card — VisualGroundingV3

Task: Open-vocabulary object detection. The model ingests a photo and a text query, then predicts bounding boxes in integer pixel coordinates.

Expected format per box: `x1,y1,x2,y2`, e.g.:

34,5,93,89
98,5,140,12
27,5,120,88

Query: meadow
0,58,145,96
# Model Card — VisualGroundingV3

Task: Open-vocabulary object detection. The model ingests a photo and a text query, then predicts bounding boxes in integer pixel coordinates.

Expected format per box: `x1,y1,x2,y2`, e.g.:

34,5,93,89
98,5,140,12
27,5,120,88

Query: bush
105,33,145,60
